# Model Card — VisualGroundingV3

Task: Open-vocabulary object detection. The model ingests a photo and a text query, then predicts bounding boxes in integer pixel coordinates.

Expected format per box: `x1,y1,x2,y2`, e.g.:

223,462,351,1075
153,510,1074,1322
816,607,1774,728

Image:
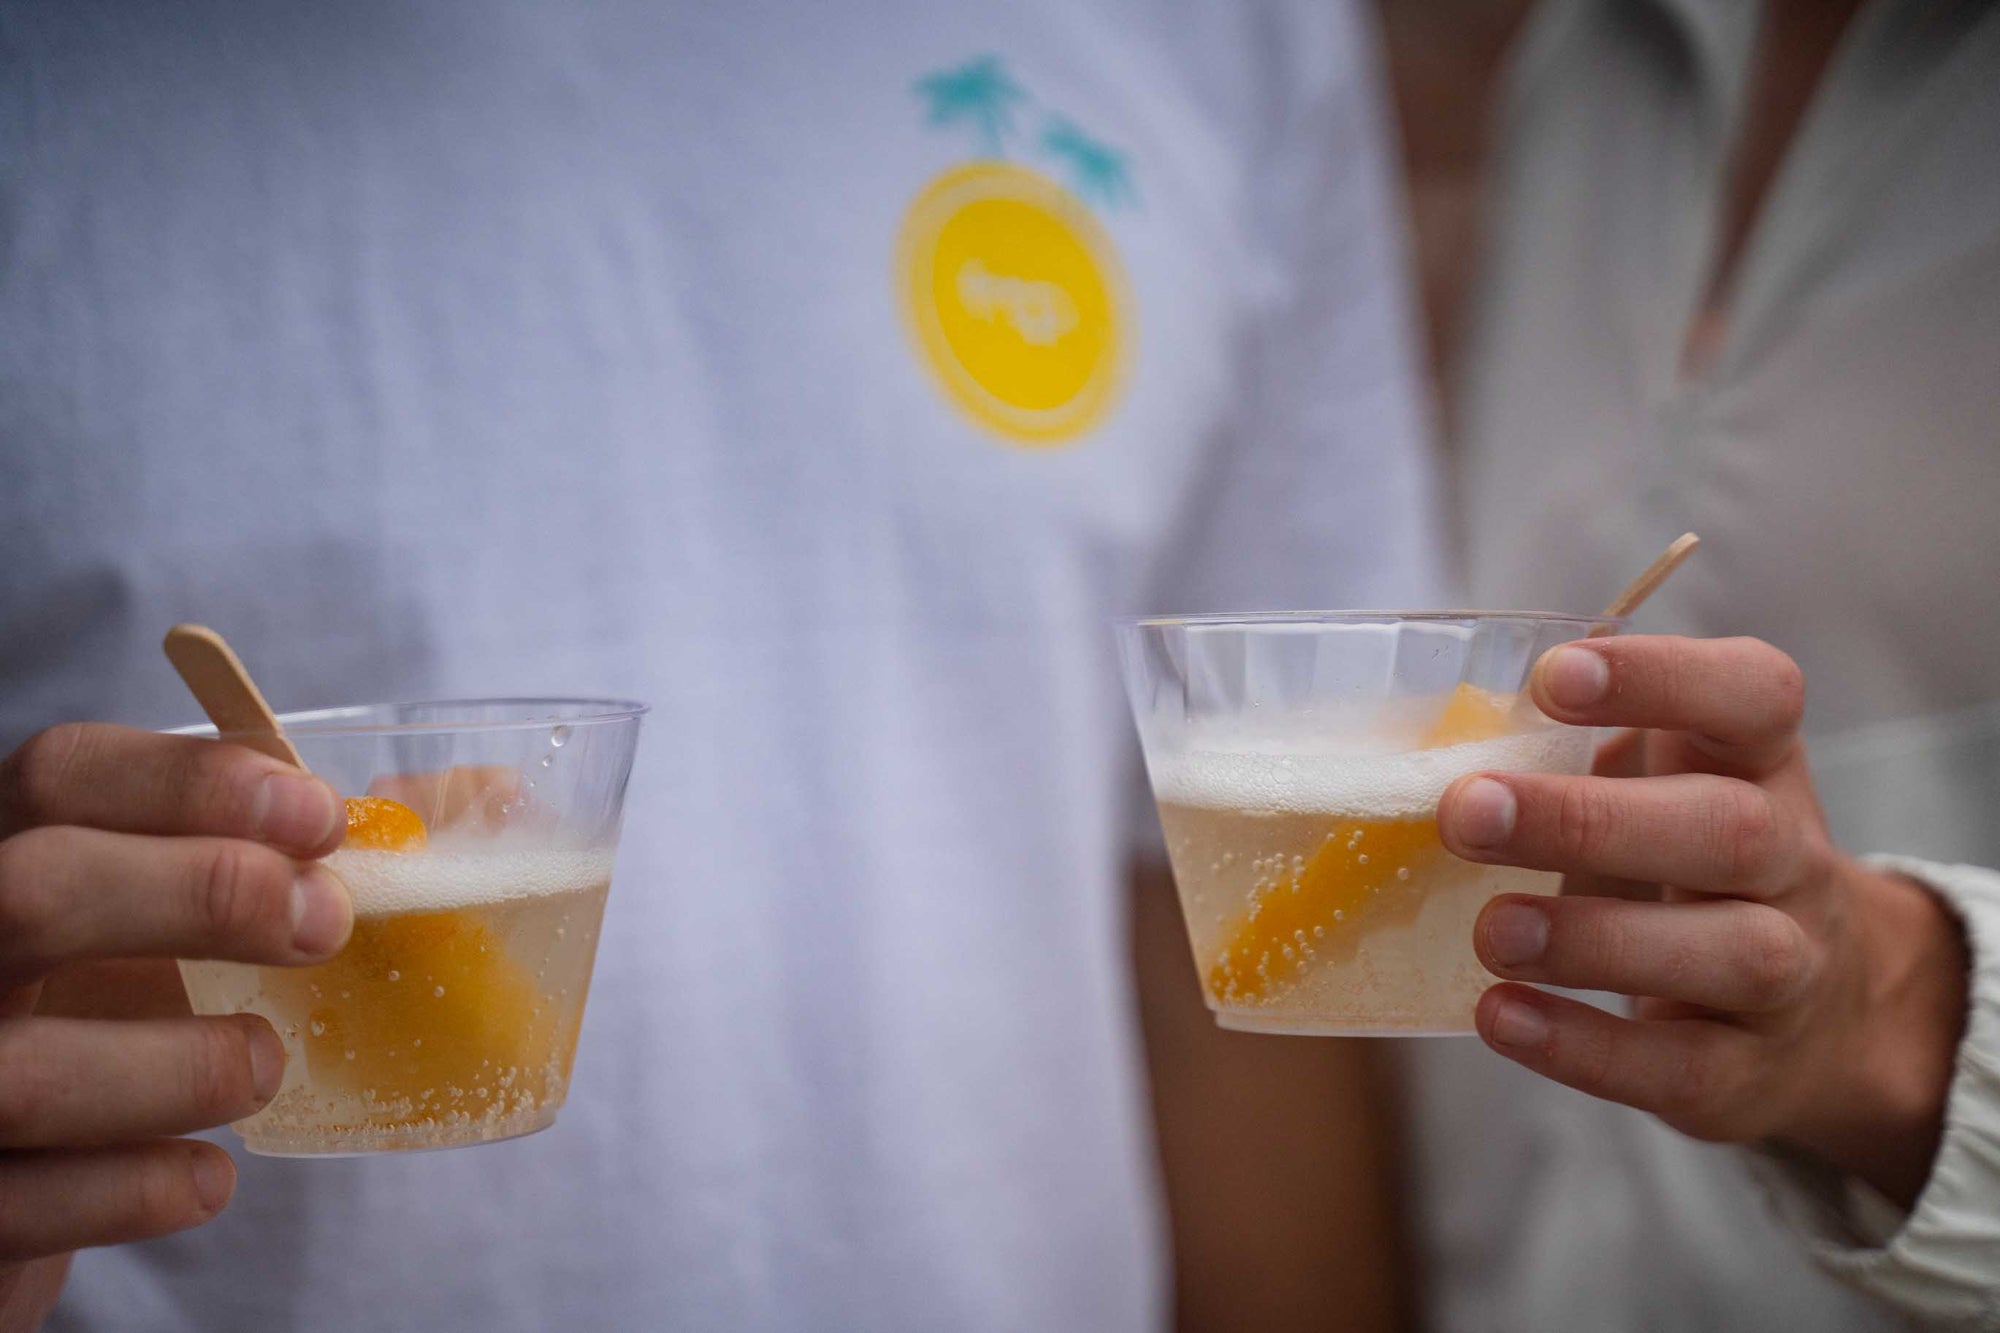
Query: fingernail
1485,902,1550,967
190,1147,235,1215
289,865,352,957
1452,778,1517,848
245,1022,285,1103
255,773,341,847
1540,645,1610,709
1489,997,1551,1048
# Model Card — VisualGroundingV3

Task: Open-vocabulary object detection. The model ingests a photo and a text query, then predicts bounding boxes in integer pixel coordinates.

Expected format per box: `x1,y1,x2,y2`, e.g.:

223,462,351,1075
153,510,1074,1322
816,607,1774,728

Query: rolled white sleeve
1748,856,2000,1330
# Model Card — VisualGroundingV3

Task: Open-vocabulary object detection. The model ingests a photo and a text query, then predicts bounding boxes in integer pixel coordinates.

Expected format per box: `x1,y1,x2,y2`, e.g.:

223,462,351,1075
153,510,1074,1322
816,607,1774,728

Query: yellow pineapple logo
899,58,1133,447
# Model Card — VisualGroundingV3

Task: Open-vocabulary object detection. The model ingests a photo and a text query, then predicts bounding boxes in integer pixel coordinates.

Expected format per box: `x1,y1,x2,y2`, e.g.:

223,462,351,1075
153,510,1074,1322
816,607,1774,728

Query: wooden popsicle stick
162,624,306,767
1590,532,1700,636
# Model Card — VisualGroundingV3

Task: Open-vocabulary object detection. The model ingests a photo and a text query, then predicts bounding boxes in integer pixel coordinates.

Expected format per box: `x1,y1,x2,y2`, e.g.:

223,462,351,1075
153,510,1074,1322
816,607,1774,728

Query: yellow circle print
897,161,1130,446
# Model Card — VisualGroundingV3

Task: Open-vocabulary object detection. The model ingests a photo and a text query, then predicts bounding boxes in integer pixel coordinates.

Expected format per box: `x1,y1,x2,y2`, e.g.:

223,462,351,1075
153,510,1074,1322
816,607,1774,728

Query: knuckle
1567,1024,1619,1097
1742,916,1811,1009
2,725,90,827
1657,1046,1726,1136
0,828,72,959
1659,638,1702,716
1796,832,1840,889
1717,783,1783,885
187,1022,256,1120
131,1154,201,1236
192,842,288,947
1652,928,1705,997
1552,781,1617,861
0,1024,57,1139
175,743,265,832
1658,1036,1759,1141
1564,905,1634,983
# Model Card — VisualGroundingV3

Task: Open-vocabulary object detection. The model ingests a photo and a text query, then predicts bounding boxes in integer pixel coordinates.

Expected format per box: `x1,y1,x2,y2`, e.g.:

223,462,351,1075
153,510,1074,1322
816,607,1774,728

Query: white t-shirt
1,4,1443,1329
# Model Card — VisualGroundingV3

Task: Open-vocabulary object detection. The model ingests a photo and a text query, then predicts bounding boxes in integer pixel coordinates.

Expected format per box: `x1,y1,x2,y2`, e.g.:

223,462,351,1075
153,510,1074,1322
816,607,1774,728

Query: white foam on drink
324,839,617,918
1149,727,1592,818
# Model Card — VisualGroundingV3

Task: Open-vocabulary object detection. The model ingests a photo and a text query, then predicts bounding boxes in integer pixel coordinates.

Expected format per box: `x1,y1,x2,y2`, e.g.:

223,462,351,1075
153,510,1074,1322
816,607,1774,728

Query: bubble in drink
180,797,616,1154
1145,686,1592,1034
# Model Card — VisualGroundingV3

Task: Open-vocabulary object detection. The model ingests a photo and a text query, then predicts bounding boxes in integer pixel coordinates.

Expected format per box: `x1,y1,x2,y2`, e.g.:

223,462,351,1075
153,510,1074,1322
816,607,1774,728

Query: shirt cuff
1745,855,2000,1328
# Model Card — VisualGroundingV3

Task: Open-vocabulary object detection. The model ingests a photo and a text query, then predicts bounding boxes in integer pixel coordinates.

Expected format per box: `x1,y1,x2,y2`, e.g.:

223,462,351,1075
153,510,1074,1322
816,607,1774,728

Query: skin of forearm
1127,859,1415,1332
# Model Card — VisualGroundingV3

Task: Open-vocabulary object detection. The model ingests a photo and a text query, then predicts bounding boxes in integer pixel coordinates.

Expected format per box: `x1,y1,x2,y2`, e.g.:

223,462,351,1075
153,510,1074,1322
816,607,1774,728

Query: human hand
1437,636,1969,1207
0,723,350,1324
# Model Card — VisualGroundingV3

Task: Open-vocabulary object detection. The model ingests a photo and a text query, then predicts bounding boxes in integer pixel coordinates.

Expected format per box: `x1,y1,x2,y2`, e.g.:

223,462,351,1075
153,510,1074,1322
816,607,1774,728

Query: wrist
1785,862,1969,1208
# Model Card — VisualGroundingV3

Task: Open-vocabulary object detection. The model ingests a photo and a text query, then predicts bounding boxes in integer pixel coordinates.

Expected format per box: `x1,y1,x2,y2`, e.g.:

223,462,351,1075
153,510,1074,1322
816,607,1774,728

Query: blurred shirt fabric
1423,0,2000,1328
0,3,1442,1329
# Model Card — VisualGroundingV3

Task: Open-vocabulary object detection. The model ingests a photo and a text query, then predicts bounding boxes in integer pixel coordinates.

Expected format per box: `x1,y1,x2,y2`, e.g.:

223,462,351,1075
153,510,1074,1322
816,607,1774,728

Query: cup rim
164,696,650,740
1116,609,1628,630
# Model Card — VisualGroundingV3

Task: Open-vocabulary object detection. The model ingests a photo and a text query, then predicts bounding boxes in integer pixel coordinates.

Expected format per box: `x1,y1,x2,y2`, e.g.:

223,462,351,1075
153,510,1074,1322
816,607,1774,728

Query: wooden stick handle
162,624,305,767
1591,533,1700,636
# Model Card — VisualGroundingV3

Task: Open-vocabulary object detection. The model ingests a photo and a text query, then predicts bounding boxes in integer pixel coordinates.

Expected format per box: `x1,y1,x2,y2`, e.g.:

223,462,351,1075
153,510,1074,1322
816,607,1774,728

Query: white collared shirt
1422,0,2000,1327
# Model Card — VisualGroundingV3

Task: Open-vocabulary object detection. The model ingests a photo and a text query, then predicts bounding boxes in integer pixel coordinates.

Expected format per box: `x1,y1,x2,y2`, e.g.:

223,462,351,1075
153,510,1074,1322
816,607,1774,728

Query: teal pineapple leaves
1039,116,1134,209
914,55,1028,158
912,55,1136,210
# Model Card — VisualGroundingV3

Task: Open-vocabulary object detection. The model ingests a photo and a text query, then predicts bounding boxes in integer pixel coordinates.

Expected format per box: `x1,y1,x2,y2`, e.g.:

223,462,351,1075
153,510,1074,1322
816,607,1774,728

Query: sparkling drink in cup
174,698,645,1155
1119,613,1615,1035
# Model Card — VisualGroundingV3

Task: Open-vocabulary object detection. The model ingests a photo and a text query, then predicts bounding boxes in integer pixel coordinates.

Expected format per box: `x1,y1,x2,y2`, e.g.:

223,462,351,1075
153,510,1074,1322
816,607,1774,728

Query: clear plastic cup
1118,613,1617,1036
174,698,645,1155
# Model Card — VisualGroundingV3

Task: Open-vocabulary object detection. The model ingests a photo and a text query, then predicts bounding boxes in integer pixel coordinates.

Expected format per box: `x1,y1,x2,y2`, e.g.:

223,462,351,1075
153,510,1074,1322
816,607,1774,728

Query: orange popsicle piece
1205,685,1525,1006
343,796,429,850
275,794,558,1128
1206,816,1440,1005
1421,683,1520,747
